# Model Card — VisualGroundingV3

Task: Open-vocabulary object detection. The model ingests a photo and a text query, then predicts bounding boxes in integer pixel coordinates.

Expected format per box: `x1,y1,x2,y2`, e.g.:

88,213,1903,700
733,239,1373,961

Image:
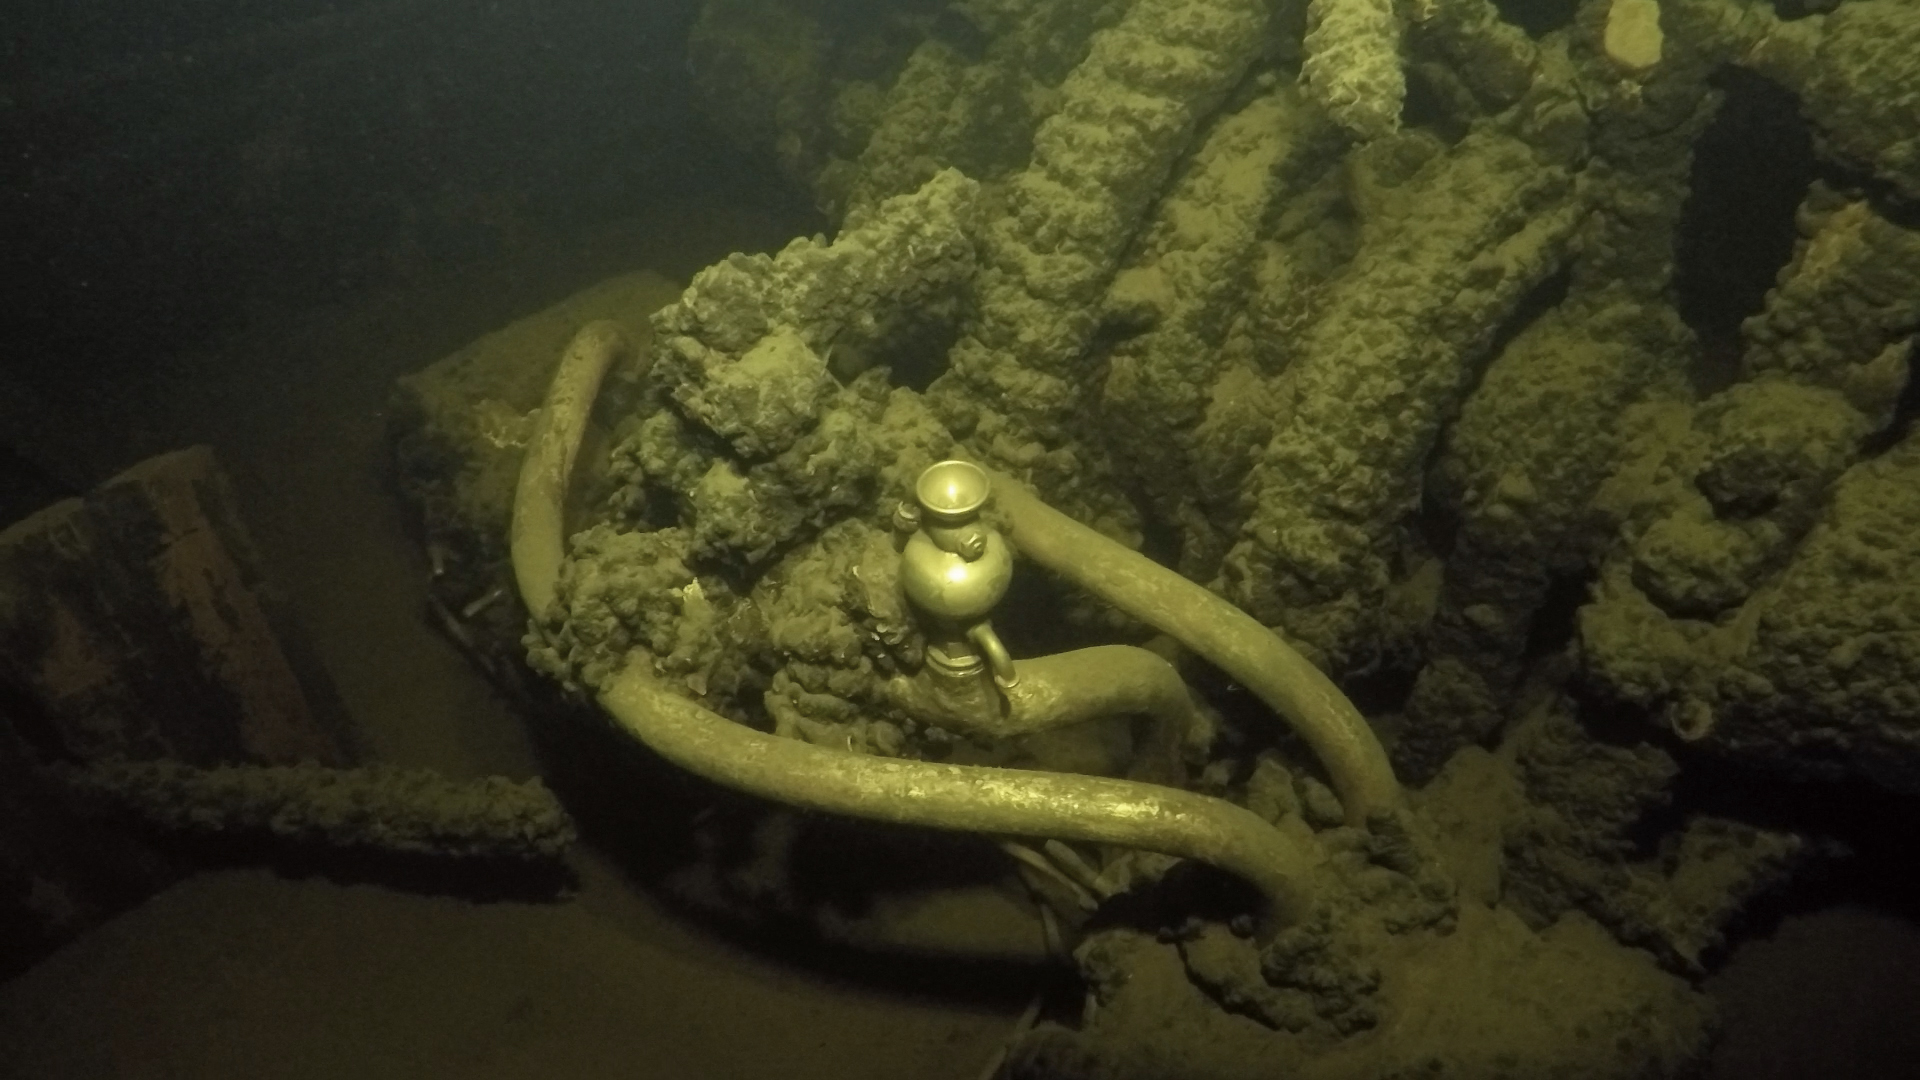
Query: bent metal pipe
510,321,1317,933
986,474,1401,825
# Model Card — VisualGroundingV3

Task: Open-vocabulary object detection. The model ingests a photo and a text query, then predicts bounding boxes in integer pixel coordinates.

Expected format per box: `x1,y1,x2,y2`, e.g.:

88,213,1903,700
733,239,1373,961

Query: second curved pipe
987,472,1401,825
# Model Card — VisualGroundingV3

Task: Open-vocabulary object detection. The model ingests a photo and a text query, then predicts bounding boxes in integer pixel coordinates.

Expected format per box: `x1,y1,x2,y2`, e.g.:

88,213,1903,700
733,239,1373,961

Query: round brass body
916,460,991,522
901,529,1013,622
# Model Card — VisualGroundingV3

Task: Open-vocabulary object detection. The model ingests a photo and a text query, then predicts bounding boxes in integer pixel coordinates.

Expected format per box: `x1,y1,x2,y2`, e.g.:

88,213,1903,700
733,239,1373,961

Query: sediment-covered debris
388,0,1919,1074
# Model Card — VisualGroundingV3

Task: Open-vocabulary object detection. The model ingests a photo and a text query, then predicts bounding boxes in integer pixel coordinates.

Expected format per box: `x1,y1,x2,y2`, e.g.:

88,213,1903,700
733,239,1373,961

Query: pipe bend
511,320,634,621
600,667,1315,930
985,471,1401,825
967,621,1020,688
889,645,1192,753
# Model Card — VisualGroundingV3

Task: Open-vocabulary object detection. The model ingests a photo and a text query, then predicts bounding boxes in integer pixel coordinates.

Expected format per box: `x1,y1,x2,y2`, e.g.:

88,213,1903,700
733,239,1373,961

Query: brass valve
896,460,1018,687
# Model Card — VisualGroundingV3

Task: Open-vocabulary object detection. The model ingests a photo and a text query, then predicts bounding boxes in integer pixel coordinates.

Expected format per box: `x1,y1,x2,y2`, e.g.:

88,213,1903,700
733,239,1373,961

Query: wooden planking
0,445,362,768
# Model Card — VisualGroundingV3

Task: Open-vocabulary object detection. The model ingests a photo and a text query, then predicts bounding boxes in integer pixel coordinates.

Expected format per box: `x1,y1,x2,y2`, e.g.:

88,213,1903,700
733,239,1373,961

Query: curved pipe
512,320,633,619
510,323,1316,932
1005,645,1193,741
1005,646,1192,785
987,473,1400,826
885,645,1194,781
601,669,1313,929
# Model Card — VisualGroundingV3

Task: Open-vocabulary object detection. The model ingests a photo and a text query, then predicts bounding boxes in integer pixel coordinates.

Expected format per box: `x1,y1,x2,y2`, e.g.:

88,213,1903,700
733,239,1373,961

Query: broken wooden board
0,444,367,976
0,445,363,768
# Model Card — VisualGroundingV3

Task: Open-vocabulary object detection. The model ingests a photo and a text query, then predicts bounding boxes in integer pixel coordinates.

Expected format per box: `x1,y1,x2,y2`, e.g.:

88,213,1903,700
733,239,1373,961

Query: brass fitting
897,460,1018,689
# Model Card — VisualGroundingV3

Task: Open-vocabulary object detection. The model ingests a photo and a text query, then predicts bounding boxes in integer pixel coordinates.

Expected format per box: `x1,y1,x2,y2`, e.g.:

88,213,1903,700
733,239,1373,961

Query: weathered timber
0,445,362,768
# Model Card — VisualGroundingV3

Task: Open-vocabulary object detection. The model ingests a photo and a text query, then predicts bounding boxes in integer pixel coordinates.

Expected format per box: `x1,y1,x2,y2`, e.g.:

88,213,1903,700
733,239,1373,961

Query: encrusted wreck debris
390,0,1919,1076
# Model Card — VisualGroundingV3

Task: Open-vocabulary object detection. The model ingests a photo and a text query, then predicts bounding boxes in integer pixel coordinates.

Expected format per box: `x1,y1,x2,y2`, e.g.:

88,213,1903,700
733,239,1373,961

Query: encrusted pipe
61,759,576,863
600,669,1313,929
511,325,1317,932
987,472,1401,825
885,644,1196,780
512,320,634,620
1005,646,1193,785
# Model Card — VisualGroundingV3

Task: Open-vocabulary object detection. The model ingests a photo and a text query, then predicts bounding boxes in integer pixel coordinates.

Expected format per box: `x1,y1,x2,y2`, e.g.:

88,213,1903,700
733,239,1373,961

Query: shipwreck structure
391,0,1920,1075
